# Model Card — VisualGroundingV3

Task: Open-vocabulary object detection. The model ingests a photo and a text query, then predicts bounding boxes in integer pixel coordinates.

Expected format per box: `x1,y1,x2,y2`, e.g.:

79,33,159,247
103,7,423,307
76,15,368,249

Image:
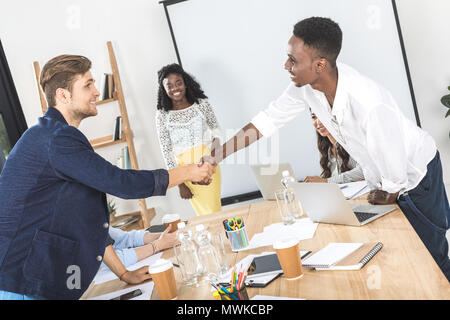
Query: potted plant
441,86,450,138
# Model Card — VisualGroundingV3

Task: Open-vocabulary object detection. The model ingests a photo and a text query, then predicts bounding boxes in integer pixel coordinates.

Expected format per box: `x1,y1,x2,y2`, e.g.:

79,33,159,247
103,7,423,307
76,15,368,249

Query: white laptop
291,182,396,226
250,163,296,200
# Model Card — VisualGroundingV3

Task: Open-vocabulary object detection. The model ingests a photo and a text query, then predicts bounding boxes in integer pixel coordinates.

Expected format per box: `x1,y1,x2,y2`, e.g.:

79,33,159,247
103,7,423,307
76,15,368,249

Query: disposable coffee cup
148,259,178,300
273,239,303,280
162,214,181,233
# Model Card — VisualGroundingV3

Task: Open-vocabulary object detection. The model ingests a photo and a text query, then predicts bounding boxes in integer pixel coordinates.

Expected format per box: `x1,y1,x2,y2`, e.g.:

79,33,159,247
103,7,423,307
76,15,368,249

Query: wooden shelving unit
95,97,117,106
33,42,155,229
89,134,125,150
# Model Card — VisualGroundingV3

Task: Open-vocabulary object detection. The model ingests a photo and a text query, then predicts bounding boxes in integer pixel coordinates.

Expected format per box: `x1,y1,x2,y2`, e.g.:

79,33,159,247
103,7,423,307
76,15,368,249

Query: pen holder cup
219,285,249,301
226,227,249,251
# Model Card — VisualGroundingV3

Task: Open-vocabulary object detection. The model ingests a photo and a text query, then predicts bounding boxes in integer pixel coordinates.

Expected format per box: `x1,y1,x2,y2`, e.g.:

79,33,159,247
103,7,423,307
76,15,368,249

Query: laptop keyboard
354,212,378,223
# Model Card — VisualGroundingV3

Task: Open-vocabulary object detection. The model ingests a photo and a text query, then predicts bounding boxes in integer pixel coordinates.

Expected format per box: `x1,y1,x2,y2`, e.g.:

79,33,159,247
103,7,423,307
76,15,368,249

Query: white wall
396,0,450,249
396,0,450,194
1,1,449,225
0,0,197,223
167,0,419,198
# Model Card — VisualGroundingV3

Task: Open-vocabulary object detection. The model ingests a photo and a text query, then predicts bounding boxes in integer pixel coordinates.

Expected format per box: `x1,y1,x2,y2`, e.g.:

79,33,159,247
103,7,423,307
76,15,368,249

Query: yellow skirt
176,145,222,216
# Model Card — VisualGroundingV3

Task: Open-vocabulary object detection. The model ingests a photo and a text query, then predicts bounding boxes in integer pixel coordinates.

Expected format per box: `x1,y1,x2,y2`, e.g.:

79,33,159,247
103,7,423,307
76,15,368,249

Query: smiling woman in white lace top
155,64,222,216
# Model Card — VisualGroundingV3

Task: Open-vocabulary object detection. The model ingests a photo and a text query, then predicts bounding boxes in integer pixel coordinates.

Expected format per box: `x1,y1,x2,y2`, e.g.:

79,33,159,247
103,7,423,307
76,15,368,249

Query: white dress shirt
251,62,436,195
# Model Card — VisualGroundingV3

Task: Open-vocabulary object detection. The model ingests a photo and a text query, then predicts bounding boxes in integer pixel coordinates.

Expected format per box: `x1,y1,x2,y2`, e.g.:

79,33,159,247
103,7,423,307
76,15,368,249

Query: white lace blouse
155,99,222,169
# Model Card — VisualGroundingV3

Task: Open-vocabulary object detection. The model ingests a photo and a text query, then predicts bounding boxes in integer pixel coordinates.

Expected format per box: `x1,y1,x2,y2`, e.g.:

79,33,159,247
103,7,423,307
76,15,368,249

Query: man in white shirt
207,17,449,281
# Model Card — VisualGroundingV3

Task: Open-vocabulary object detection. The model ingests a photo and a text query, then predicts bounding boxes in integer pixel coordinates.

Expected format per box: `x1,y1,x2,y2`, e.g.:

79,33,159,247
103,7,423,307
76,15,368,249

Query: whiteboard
164,0,418,198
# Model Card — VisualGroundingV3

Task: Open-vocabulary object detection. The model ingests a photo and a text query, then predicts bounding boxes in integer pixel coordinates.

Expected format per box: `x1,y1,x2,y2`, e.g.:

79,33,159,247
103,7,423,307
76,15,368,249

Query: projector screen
161,0,418,199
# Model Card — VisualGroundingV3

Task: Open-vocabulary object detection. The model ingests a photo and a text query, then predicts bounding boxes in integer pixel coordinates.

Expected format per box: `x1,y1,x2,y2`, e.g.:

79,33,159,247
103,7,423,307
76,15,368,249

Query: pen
216,284,238,300
230,268,236,292
211,283,230,300
222,219,230,238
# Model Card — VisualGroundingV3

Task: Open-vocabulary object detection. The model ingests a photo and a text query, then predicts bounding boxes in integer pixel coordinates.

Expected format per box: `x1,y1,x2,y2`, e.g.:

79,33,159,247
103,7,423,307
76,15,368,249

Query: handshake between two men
192,155,218,185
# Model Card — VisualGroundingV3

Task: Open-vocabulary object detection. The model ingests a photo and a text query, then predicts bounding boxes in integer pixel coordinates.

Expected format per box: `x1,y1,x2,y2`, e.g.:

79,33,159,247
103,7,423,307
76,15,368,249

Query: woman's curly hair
316,134,351,178
310,110,351,178
156,63,207,111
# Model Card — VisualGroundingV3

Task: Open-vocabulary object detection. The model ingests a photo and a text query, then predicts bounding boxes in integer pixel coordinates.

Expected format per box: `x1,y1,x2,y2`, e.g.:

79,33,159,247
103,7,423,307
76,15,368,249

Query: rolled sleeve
251,111,279,137
109,227,147,249
380,177,408,195
152,169,169,196
105,248,138,268
251,84,306,138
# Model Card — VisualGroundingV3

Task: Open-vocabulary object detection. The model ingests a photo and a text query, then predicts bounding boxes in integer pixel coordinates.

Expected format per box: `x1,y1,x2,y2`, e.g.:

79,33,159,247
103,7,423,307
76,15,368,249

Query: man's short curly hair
293,17,342,67
156,63,207,111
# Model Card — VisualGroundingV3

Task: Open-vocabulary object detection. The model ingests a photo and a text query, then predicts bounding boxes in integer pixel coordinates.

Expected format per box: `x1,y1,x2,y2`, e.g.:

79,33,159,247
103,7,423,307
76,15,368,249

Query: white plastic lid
282,170,290,177
162,214,180,223
148,258,173,274
177,222,186,229
273,238,299,249
195,224,205,232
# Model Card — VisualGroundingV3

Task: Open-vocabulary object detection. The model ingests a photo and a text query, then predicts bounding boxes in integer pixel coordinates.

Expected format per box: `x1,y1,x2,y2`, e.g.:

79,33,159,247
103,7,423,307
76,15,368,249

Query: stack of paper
93,252,163,285
246,218,318,250
339,181,370,199
87,281,154,300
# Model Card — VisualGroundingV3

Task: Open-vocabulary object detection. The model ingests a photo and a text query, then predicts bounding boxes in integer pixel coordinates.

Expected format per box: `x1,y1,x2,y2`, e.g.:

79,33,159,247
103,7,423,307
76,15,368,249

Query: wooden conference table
82,196,450,300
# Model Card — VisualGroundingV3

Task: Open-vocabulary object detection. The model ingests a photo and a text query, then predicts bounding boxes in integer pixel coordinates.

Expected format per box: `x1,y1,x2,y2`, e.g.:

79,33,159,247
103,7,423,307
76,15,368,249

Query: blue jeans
397,151,450,282
0,290,45,300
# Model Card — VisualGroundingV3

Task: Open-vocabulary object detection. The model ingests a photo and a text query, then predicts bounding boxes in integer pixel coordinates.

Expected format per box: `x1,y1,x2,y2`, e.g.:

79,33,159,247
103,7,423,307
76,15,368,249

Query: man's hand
192,157,216,185
187,162,214,184
367,190,398,205
200,155,217,166
178,183,193,199
303,176,327,183
121,266,152,284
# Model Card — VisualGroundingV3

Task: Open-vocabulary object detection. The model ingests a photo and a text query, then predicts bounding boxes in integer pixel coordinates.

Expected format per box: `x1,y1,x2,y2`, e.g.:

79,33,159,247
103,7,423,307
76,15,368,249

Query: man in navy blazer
0,55,214,300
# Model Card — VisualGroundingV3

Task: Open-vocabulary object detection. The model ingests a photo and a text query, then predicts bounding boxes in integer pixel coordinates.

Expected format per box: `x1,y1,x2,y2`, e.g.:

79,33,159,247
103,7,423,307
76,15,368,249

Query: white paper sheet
245,218,318,250
87,281,154,300
339,181,370,199
92,252,163,285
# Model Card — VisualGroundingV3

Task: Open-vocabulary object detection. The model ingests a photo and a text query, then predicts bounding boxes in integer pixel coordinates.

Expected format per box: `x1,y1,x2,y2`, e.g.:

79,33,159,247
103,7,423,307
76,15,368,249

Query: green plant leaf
442,94,450,108
446,108,450,118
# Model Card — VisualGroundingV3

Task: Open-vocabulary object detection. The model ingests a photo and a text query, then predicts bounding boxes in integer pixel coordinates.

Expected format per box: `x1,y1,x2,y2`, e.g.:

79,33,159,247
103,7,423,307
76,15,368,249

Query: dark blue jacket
0,107,169,299
0,144,5,173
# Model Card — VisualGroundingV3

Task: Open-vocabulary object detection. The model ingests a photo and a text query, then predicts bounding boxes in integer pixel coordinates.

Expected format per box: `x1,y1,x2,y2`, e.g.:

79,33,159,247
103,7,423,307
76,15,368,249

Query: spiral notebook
302,242,383,270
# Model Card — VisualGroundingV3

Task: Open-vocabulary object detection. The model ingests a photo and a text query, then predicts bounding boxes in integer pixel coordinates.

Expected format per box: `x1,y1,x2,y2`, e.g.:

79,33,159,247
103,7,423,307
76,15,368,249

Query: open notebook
302,242,383,270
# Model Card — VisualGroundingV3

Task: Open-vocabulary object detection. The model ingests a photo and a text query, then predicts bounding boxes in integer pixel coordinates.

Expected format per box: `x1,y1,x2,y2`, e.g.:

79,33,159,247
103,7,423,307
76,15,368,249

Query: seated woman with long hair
304,112,364,183
155,63,222,216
